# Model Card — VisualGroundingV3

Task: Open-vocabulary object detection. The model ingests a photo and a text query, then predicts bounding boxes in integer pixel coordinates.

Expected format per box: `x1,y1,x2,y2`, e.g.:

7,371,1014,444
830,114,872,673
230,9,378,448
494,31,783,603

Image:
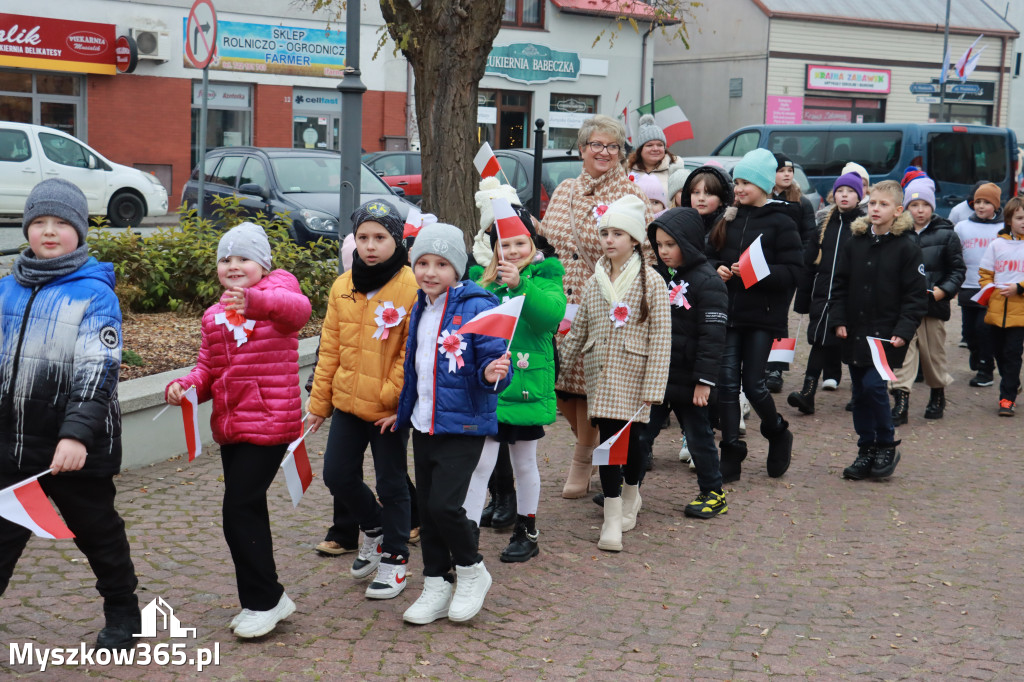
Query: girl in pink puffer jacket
165,222,311,639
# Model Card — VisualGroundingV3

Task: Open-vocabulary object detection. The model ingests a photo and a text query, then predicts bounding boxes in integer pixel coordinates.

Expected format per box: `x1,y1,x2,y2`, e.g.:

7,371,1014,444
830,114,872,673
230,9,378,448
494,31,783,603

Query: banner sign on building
183,19,346,78
806,64,891,94
0,13,116,75
486,43,581,85
766,96,804,125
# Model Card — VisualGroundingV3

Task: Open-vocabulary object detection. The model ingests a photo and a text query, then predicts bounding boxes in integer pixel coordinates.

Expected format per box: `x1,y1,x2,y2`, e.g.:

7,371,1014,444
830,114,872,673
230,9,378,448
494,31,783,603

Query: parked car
0,121,169,227
181,147,417,245
493,148,582,218
680,155,823,209
362,151,422,203
710,123,1019,217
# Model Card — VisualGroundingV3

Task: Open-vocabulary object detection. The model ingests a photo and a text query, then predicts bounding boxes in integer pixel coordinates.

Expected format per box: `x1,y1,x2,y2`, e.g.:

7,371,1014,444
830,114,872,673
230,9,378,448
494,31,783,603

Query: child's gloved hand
50,438,87,474
484,352,512,383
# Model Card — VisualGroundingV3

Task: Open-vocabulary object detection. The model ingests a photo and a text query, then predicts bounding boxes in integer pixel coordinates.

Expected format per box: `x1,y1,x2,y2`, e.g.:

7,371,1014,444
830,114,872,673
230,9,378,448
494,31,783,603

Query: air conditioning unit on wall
129,29,170,62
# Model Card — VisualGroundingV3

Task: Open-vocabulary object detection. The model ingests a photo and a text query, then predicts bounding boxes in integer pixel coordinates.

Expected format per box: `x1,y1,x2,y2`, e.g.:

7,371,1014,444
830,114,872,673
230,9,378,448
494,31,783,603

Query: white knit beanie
598,195,647,244
475,176,521,231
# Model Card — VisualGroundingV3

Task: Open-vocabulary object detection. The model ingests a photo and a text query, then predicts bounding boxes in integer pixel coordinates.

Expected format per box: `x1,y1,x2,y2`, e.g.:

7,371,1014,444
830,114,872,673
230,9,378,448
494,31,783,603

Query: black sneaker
870,442,901,479
96,621,140,651
845,398,854,412
999,399,1015,417
842,446,875,480
969,372,994,387
765,370,784,393
684,490,728,519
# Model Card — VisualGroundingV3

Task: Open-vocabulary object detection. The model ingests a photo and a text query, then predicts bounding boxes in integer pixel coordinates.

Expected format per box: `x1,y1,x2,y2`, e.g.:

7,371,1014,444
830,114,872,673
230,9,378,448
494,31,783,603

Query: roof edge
757,8,1018,38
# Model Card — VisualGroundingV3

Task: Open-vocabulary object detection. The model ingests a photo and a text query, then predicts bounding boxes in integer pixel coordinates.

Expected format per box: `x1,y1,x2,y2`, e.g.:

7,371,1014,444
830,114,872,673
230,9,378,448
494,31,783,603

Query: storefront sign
477,106,497,125
806,64,890,94
0,13,116,74
293,88,341,111
765,96,804,125
548,111,590,129
928,79,995,103
183,19,346,78
115,35,138,74
192,82,251,109
486,43,580,85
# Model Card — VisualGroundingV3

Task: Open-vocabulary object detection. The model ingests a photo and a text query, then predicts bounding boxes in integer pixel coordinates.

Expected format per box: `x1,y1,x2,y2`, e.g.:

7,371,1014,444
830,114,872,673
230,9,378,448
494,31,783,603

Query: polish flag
180,386,202,462
403,207,424,238
458,295,526,340
738,234,771,288
621,106,633,144
280,433,313,508
971,283,996,306
558,303,579,335
867,337,898,382
0,473,75,539
474,142,501,179
768,338,796,364
592,404,646,466
955,35,985,81
491,197,531,241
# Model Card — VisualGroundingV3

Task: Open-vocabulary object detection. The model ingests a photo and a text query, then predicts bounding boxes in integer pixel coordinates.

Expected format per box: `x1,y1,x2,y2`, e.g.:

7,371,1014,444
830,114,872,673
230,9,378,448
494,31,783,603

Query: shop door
294,116,330,149
40,101,76,135
499,92,531,149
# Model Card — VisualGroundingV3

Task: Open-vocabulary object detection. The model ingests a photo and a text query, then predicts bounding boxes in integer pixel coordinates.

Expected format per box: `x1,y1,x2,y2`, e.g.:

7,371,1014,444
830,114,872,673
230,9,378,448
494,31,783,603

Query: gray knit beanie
409,223,468,280
217,221,272,271
23,178,89,245
667,167,691,204
635,114,666,150
351,198,404,245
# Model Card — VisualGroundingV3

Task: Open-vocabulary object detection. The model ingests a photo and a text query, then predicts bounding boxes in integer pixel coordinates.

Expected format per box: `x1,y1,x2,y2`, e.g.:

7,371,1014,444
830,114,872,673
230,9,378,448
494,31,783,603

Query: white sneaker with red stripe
350,531,383,579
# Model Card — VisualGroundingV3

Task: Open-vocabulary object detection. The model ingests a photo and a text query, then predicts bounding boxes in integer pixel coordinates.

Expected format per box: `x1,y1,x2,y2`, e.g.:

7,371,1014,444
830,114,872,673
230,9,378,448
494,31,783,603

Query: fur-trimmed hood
850,211,914,237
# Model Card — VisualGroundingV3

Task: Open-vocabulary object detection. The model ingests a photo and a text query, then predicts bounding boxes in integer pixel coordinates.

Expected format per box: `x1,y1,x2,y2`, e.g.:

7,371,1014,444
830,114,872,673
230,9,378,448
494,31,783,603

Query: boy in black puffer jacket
889,177,966,423
830,181,927,480
646,208,729,517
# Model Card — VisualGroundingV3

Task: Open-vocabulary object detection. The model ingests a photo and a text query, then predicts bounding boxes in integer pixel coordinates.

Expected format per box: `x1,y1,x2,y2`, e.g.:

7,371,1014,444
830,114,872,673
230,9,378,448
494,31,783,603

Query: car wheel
108,192,146,227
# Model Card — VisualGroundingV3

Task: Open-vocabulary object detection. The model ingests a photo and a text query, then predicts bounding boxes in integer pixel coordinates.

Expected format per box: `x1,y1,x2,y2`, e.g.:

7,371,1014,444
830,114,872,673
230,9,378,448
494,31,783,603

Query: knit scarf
350,246,407,294
12,245,90,288
594,252,641,304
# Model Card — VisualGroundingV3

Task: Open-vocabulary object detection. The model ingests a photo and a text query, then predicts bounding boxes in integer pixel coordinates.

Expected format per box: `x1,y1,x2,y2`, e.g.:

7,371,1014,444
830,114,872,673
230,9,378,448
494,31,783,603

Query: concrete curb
119,336,320,470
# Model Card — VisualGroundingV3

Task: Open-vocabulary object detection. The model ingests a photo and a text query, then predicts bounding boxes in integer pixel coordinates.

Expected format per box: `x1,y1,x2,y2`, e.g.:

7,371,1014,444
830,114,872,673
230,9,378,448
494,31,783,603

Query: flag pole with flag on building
635,95,694,146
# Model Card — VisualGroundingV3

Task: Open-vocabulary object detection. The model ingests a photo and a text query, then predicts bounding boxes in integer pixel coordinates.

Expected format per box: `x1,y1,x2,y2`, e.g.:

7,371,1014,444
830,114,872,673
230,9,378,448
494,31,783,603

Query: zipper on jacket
9,287,41,470
429,289,452,435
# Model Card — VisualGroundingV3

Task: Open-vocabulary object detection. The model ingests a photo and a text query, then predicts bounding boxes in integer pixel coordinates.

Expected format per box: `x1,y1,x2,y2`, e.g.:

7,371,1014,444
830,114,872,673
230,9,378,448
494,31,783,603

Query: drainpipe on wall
640,21,656,106
996,36,1006,126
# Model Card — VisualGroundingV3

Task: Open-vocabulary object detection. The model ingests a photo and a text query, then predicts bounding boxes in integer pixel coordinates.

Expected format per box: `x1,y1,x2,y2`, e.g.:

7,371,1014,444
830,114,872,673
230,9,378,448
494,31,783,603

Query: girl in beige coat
558,195,671,552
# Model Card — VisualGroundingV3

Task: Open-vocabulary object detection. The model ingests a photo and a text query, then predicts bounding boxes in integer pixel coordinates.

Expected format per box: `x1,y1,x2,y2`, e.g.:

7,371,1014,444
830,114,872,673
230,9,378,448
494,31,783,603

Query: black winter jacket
772,192,818,249
705,200,804,337
829,213,928,369
795,204,865,346
909,215,966,321
648,208,728,402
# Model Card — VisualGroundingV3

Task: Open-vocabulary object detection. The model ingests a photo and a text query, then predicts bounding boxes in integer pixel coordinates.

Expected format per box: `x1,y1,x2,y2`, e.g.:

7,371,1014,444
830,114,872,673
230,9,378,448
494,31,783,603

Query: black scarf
351,245,407,294
12,244,91,288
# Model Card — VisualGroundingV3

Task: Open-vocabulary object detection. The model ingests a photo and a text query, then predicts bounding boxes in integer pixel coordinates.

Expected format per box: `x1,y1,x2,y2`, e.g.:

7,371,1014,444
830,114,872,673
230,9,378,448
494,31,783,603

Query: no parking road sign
185,0,218,69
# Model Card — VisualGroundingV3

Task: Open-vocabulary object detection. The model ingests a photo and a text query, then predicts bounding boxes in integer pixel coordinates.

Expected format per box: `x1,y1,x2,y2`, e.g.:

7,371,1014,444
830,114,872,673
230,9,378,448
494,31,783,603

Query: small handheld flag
403,207,424,239
491,197,531,242
180,386,202,462
592,405,646,466
281,427,314,507
558,303,579,335
768,338,796,364
738,234,771,289
458,296,526,340
971,283,996,306
866,337,898,382
0,471,75,539
474,142,501,179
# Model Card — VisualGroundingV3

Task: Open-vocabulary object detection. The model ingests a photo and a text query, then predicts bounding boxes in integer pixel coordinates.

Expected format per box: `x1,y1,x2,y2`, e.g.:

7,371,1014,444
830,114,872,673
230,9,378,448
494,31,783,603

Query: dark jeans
718,328,779,446
412,431,484,578
805,343,843,383
221,442,287,611
646,399,722,493
322,410,411,558
595,418,646,498
324,478,419,547
0,473,138,616
848,364,895,447
990,326,1024,402
962,302,994,371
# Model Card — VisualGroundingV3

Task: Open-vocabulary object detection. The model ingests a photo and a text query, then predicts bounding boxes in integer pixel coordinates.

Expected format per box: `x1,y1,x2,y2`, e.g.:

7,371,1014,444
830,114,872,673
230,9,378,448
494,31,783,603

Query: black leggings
805,343,843,382
718,328,779,446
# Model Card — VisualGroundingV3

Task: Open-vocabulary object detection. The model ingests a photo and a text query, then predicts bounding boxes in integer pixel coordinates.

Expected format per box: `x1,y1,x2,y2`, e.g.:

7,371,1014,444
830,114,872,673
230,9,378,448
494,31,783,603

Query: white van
0,122,168,226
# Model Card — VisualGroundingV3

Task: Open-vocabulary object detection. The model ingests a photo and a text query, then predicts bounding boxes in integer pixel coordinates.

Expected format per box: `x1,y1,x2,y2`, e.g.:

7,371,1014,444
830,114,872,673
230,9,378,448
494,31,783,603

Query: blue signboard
486,43,581,85
183,19,346,77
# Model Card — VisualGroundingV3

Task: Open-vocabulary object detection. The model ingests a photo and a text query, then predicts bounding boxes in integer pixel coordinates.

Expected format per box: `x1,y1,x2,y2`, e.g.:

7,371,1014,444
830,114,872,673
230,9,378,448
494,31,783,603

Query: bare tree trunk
381,0,504,245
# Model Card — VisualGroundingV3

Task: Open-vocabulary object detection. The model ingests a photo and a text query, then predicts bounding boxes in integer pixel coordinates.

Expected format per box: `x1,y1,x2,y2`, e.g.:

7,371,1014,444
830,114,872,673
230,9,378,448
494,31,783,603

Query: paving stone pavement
3,314,1022,680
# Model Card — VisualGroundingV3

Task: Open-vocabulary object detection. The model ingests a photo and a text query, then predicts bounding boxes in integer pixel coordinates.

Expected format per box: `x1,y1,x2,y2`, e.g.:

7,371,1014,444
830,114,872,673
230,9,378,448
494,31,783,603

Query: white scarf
594,252,641,304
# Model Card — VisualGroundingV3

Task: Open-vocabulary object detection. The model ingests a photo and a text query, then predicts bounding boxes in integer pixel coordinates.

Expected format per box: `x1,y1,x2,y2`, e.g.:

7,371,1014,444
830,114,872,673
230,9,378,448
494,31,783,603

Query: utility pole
336,0,366,273
939,0,951,122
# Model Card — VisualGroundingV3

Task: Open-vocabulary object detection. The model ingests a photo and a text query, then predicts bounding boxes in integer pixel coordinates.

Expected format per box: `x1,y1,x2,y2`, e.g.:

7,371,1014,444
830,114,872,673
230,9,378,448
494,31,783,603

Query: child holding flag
978,196,1024,416
394,223,513,625
165,222,311,638
558,195,671,552
706,148,803,483
464,199,566,562
306,200,418,599
0,179,140,650
829,181,927,480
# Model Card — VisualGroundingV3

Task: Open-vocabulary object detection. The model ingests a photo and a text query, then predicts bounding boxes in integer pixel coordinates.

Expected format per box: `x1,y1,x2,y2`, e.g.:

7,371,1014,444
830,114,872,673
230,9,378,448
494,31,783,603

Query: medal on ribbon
437,330,467,372
669,280,692,309
372,302,406,340
215,309,257,347
610,302,630,328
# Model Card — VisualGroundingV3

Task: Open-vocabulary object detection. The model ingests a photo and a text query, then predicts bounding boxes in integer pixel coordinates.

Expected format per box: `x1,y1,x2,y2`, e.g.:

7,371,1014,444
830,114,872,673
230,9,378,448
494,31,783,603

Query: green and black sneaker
684,490,727,519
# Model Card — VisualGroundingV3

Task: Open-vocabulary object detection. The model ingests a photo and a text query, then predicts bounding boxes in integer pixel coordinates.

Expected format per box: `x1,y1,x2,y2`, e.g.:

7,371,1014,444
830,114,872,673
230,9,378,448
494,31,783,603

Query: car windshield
271,156,391,194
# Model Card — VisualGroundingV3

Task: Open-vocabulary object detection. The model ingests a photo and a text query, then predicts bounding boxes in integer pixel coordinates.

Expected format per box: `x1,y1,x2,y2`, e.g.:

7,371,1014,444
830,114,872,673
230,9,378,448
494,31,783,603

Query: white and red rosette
437,329,467,372
215,309,257,347
372,302,406,340
593,204,610,221
669,280,692,309
610,302,630,328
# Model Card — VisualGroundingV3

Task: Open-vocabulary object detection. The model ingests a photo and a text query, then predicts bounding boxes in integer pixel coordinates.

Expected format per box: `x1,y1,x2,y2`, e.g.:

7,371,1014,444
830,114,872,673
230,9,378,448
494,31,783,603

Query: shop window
37,74,80,96
239,158,269,189
802,96,885,124
548,94,596,151
0,130,31,163
477,88,531,149
211,155,244,188
39,132,90,168
927,132,1008,184
503,0,543,28
0,69,85,136
0,71,32,92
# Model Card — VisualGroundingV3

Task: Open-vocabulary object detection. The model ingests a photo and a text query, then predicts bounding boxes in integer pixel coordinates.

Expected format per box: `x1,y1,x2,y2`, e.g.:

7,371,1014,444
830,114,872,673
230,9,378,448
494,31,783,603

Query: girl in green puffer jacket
463,204,566,563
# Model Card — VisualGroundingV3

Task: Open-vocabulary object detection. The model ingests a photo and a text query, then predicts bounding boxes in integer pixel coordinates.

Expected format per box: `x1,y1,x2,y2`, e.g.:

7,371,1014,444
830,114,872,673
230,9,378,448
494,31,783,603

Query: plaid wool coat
557,256,671,424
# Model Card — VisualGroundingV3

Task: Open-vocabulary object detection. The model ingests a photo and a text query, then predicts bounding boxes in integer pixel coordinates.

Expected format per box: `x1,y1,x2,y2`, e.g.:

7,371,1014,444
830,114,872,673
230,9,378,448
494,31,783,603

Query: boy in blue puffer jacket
393,223,512,626
0,179,139,650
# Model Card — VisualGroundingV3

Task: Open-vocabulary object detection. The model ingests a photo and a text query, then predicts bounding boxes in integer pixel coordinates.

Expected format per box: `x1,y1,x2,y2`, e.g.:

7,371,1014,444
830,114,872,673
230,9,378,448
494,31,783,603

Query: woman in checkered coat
558,195,671,553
